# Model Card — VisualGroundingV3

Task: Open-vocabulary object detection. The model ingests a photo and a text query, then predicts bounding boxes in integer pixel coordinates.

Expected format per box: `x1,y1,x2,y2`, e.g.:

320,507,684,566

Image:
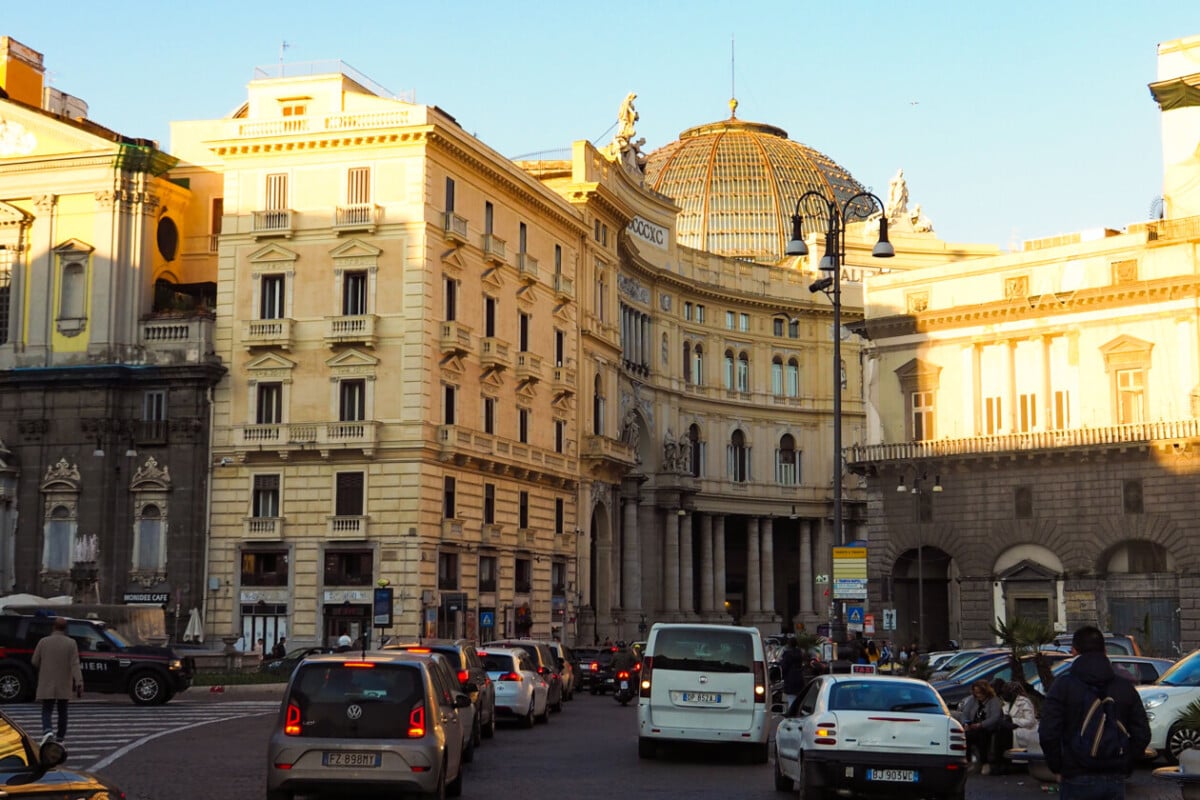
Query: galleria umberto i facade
2,34,1200,653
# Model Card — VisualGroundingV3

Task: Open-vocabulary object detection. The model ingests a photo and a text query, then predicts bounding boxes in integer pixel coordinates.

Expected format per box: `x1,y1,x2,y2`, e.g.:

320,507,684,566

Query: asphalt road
89,687,1183,800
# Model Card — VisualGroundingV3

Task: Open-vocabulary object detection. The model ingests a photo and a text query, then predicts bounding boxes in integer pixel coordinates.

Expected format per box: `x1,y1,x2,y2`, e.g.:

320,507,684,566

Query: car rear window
651,629,755,673
828,681,944,713
289,663,423,739
483,653,515,672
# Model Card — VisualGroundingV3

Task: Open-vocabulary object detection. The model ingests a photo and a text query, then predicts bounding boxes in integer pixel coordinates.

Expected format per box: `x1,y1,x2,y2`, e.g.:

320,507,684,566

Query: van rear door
647,628,758,731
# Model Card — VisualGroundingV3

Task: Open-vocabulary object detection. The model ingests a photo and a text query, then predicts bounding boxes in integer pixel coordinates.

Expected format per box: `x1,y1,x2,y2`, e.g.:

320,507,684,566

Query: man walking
31,616,83,746
1039,625,1150,799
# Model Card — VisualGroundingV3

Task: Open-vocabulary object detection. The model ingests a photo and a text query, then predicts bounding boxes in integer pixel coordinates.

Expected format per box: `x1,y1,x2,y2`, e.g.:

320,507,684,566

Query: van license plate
324,751,381,767
681,691,720,704
866,769,916,782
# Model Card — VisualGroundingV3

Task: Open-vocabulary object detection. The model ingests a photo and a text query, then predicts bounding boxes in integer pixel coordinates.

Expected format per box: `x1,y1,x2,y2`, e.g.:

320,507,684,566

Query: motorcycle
614,668,636,705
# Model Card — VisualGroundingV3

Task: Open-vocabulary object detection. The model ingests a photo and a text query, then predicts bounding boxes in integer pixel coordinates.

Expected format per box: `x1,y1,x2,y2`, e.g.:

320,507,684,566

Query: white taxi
773,674,968,800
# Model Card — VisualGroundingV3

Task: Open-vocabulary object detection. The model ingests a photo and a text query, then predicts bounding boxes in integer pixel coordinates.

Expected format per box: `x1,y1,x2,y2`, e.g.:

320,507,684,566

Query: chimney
0,36,45,107
1149,34,1200,221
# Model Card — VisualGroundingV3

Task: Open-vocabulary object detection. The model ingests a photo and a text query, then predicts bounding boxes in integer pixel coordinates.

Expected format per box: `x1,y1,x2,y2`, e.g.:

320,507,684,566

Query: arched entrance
992,544,1064,632
1100,540,1178,656
585,500,613,646
892,546,956,651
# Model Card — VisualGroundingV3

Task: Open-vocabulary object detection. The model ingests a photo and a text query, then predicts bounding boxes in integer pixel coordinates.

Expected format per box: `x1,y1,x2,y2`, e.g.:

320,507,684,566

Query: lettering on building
627,216,668,250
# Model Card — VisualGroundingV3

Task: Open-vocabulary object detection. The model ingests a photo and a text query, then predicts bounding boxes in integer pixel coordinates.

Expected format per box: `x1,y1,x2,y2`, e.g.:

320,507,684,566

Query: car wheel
462,732,474,764
0,668,30,703
482,705,496,739
425,764,447,800
1167,722,1200,765
638,737,656,759
774,744,793,791
552,689,564,712
129,671,168,705
522,699,536,729
538,699,551,723
446,756,463,798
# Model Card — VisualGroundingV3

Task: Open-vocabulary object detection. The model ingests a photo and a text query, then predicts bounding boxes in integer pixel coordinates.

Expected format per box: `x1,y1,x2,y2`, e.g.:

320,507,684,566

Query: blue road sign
480,611,495,627
847,606,865,625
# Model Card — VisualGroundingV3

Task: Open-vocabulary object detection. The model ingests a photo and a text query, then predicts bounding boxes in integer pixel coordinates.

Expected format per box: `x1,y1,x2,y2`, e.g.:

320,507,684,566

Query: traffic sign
864,614,876,635
480,611,495,627
847,606,864,625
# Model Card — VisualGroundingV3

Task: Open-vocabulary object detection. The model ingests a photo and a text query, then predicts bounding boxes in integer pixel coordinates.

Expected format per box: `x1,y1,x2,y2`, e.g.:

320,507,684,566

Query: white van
637,622,770,762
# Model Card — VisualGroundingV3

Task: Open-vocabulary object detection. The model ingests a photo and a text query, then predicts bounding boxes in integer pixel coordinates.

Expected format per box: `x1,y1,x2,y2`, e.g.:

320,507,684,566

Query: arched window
771,357,784,396
786,358,800,397
134,504,165,571
45,505,72,572
692,344,704,386
593,372,604,435
723,350,735,390
776,434,800,485
727,429,749,483
688,423,704,477
737,352,750,393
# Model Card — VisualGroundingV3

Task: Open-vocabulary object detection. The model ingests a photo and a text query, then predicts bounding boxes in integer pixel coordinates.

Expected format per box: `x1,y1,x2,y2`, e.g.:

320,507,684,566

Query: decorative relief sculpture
621,409,641,463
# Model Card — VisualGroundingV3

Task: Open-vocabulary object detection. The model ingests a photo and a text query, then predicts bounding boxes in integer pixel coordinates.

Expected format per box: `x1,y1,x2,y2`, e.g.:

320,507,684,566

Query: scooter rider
610,640,638,673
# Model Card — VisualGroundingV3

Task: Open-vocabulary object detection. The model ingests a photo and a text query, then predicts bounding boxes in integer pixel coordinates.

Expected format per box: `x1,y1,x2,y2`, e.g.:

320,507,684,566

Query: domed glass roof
644,115,873,262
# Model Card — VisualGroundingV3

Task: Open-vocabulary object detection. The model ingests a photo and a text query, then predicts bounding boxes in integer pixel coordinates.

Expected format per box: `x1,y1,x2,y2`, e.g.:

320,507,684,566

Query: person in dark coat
1039,625,1150,799
779,639,809,708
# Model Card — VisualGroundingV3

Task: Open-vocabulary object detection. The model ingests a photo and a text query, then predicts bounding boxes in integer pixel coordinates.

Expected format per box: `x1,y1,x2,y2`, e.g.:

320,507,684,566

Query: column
799,520,814,617
714,515,727,617
746,517,761,615
699,514,714,614
621,489,640,610
663,508,680,613
760,517,775,617
679,511,694,615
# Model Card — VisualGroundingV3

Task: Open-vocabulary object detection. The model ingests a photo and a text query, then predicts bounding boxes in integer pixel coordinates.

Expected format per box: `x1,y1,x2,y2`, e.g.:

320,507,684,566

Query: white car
480,646,549,728
1139,648,1200,763
773,674,968,800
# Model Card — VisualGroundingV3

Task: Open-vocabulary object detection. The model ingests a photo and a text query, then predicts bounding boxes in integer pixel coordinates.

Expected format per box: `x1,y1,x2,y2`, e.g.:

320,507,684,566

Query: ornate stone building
851,33,1200,656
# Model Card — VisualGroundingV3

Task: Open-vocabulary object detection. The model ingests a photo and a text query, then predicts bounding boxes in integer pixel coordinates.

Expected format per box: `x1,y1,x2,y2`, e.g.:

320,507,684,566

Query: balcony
235,420,380,458
552,364,577,396
334,203,381,233
516,351,543,383
437,424,497,461
244,517,283,539
517,252,538,282
242,318,293,350
328,516,369,539
443,212,468,244
516,528,534,549
439,321,472,356
324,315,378,347
482,524,502,543
138,314,217,365
442,519,464,538
555,530,577,552
252,209,294,238
483,234,507,264
480,337,511,371
554,273,574,300
581,435,637,468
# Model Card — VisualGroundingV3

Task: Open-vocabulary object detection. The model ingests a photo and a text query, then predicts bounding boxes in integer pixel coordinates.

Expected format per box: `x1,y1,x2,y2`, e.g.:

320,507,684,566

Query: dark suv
0,612,193,705
382,640,497,744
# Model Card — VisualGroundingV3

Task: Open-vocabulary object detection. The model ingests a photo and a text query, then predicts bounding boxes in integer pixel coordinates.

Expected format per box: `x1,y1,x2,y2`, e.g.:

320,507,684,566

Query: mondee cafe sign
627,216,668,250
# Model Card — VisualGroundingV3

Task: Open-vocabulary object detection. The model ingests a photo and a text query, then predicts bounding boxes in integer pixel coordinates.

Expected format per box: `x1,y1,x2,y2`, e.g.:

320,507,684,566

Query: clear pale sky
6,2,1200,249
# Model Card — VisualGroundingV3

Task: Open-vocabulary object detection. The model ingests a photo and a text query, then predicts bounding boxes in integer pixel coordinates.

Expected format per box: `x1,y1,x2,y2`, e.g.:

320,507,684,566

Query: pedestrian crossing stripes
4,700,279,771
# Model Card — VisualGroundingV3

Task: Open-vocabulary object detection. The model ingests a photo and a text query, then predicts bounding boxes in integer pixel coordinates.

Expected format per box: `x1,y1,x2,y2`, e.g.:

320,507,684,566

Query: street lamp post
897,473,942,651
786,191,893,635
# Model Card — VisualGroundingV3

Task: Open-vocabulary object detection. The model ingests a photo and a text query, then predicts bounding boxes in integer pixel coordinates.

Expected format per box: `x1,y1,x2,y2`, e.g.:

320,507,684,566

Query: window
483,483,495,524
555,329,565,366
776,434,800,485
445,177,455,212
695,304,705,323
786,359,799,397
515,558,532,593
788,319,799,339
773,318,784,337
438,551,459,590
324,550,372,586
444,277,457,321
519,312,530,351
519,222,528,253
912,391,935,441
256,383,283,424
519,491,529,529
479,555,497,592
1123,479,1144,515
555,498,564,535
484,201,494,234
692,344,704,385
252,474,280,518
0,247,11,345
339,379,365,422
335,472,364,517
555,244,562,273
739,313,750,332
728,429,749,483
43,506,73,572
209,197,223,252
736,352,750,392
688,424,703,477
242,549,288,587
133,503,165,572
346,166,370,205
443,476,456,520
1018,393,1037,432
683,342,691,382
518,407,530,443
1116,368,1145,424
260,274,285,319
280,103,305,117
725,310,735,330
444,385,457,425
483,396,497,434
984,396,1002,436
723,350,735,389
264,173,288,230
551,561,566,593
554,419,564,453
592,373,605,436
596,267,607,323
141,389,167,440
485,296,497,337
684,302,693,321
342,271,367,316
1052,390,1070,430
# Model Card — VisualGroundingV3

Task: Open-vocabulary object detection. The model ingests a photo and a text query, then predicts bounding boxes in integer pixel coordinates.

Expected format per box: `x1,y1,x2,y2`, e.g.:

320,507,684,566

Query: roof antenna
279,40,291,73
729,34,738,119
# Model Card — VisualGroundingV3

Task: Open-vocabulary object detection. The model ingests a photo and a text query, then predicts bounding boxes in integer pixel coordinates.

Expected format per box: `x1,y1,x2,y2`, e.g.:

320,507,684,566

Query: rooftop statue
885,168,909,223
607,92,646,180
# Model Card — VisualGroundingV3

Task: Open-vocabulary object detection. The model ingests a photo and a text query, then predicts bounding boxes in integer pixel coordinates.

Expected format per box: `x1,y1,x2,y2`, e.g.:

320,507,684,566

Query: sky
6,2,1200,249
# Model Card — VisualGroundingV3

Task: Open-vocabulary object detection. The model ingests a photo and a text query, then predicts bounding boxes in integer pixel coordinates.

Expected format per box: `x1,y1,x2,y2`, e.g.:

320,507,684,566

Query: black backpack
1067,677,1131,768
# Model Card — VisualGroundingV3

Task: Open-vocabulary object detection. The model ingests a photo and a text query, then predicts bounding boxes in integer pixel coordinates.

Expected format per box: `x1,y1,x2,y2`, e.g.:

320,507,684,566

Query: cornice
0,153,126,176
211,130,424,158
1148,73,1200,110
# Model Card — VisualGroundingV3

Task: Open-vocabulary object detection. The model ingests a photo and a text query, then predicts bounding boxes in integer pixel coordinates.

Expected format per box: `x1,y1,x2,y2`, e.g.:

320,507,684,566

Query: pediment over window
248,242,299,265
130,456,172,490
246,352,297,373
53,238,94,255
329,239,381,260
325,349,379,370
997,558,1060,582
1100,334,1153,371
0,200,33,228
40,457,81,491
894,357,942,392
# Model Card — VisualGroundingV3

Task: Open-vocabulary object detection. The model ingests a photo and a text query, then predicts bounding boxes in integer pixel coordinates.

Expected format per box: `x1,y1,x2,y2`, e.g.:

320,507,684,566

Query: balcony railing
483,234,507,264
232,108,416,138
242,318,293,350
444,212,468,243
554,273,574,300
245,517,283,539
138,315,216,365
235,420,380,457
481,337,511,370
516,351,543,382
334,203,381,232
439,321,472,356
442,519,464,538
517,253,538,282
328,516,369,538
552,364,577,396
582,435,636,465
324,314,377,347
846,418,1200,464
252,209,294,237
482,524,502,543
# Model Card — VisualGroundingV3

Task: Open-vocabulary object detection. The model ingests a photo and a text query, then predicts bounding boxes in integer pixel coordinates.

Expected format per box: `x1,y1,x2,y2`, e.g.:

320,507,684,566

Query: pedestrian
959,678,1003,774
271,637,287,659
999,680,1039,752
335,634,353,653
1039,625,1150,799
779,638,808,709
31,616,83,746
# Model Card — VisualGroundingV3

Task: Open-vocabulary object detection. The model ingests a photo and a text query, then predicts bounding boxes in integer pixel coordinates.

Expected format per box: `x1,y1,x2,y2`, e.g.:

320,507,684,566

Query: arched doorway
992,545,1064,633
892,546,955,651
585,500,613,646
1101,540,1178,657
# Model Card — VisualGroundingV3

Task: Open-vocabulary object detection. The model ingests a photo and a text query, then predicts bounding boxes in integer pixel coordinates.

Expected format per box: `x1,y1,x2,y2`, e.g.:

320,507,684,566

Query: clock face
0,119,37,157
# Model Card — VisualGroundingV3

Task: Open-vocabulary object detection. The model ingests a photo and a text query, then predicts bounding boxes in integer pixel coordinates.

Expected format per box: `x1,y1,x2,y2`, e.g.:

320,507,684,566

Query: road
9,688,1181,800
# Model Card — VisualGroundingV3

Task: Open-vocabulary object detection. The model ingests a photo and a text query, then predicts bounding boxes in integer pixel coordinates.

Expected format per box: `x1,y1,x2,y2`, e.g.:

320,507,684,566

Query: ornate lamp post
786,191,893,634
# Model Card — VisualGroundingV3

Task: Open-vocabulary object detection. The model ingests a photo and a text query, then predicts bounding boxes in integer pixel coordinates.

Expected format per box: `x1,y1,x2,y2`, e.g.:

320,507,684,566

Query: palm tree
990,616,1058,699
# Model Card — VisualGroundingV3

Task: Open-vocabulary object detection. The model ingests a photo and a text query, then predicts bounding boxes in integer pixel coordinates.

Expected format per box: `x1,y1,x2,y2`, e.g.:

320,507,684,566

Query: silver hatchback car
266,651,469,800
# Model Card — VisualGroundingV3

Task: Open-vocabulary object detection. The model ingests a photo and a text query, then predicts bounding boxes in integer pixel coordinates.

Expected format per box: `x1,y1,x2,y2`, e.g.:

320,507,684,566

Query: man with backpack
1039,625,1150,799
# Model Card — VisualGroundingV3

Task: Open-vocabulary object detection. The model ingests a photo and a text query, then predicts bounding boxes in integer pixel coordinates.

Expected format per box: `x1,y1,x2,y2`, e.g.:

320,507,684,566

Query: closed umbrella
184,607,204,643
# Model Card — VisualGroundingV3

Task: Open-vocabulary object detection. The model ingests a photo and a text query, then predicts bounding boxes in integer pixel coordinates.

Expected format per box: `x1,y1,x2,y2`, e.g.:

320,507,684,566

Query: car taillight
457,669,469,684
814,722,837,745
284,702,302,736
639,655,653,698
408,703,426,738
617,670,630,680
753,661,766,703
950,721,967,752
590,661,599,671
500,672,522,682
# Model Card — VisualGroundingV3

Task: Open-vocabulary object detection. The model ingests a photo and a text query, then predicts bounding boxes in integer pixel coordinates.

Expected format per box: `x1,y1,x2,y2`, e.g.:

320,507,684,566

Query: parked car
266,651,468,800
0,611,193,705
580,647,616,694
544,641,577,700
928,648,1006,681
0,708,126,797
934,652,1072,708
483,640,564,712
1027,655,1175,694
480,646,549,727
382,640,497,742
773,674,967,799
1052,632,1141,656
421,651,478,764
259,646,335,675
1139,647,1200,763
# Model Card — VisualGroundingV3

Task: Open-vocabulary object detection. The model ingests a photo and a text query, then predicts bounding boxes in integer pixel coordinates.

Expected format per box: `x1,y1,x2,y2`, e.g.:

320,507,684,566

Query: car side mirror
455,694,471,709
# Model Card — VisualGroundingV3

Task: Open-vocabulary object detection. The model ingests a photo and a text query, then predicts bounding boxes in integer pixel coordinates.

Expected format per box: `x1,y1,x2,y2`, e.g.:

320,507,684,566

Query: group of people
959,677,1039,775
